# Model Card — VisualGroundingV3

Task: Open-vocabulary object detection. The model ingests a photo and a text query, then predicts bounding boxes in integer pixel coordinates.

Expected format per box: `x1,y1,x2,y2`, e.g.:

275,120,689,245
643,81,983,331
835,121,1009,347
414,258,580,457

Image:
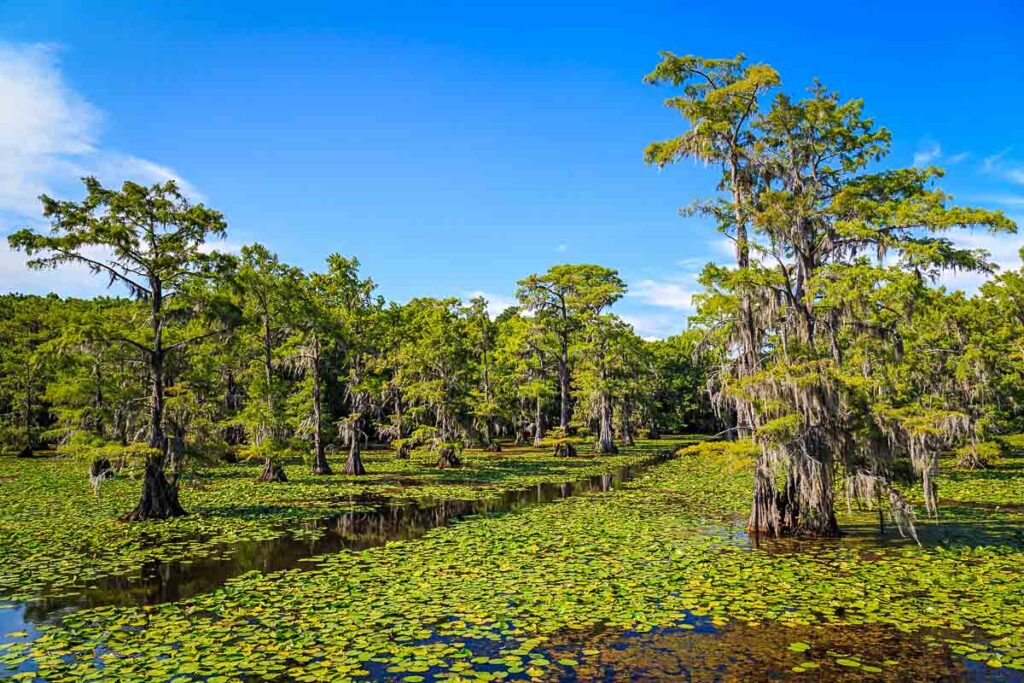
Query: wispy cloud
982,149,1010,174
913,141,942,167
466,290,518,318
980,148,1024,186
555,243,568,253
0,42,203,295
0,240,115,296
936,224,1024,294
912,140,967,168
0,43,201,220
620,312,684,339
0,43,98,217
630,278,696,311
619,261,704,339
968,194,1024,208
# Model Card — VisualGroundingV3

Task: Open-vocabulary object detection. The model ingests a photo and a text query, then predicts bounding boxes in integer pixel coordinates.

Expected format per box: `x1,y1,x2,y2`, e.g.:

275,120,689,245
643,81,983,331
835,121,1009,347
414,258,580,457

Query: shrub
955,441,1003,469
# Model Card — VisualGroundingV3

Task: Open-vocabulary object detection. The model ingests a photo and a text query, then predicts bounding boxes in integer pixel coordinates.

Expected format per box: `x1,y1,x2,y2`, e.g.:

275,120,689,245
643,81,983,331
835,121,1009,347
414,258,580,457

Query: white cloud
0,43,98,216
936,225,1024,294
970,195,1024,208
630,278,696,311
620,312,684,340
92,154,205,203
0,42,203,295
620,264,703,339
466,290,518,318
675,256,708,269
979,149,1024,186
711,237,736,259
911,140,968,168
949,229,1024,268
555,243,568,253
982,149,1010,174
198,237,245,255
0,241,124,296
913,141,942,167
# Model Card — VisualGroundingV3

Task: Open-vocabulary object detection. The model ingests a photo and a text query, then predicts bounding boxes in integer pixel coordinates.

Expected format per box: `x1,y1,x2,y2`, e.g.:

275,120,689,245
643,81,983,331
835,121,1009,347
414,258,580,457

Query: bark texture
257,457,288,482
553,440,577,457
123,459,186,521
437,446,461,469
343,441,366,475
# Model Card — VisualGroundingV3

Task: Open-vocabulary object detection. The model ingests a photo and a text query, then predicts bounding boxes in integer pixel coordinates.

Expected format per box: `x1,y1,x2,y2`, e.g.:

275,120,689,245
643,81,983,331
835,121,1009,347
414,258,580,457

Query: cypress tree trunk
124,459,185,521
748,456,784,536
310,336,332,475
619,401,635,446
257,456,287,482
596,392,617,454
647,421,660,440
437,446,461,469
558,336,570,431
22,374,36,455
532,395,544,447
514,423,526,445
127,291,187,520
553,440,577,457
747,457,838,537
343,439,366,475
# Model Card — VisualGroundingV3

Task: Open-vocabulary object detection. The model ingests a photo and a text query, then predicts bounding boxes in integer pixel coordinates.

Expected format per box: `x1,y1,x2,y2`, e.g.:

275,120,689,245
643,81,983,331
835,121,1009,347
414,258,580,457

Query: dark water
352,613,1022,682
0,456,665,634
535,619,1024,682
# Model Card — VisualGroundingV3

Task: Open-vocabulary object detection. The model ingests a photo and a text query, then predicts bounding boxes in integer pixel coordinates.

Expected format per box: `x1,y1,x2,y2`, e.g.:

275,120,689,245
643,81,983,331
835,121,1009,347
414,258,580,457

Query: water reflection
3,454,666,632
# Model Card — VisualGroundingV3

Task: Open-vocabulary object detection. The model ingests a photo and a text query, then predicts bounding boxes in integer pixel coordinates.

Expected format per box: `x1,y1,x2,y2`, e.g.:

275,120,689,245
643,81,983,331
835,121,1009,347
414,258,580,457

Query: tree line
1,181,713,518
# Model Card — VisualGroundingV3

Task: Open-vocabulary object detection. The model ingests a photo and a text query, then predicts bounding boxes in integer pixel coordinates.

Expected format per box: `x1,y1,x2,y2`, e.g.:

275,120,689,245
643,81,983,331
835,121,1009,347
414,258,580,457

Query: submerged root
553,440,577,457
257,459,288,483
437,447,461,469
343,444,366,475
123,460,186,521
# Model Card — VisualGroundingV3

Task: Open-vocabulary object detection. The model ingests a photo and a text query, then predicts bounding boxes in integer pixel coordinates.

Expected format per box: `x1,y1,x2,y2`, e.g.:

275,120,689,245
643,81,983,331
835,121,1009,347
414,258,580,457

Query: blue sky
1,0,1022,337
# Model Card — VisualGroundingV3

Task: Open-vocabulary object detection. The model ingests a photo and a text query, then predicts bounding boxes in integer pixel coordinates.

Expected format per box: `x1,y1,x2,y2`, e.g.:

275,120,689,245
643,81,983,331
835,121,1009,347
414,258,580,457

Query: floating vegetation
0,441,681,605
0,440,1021,680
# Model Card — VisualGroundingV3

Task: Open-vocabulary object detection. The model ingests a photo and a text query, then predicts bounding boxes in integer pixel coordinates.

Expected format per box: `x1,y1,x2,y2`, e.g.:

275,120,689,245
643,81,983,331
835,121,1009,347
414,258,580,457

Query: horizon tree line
1,180,712,519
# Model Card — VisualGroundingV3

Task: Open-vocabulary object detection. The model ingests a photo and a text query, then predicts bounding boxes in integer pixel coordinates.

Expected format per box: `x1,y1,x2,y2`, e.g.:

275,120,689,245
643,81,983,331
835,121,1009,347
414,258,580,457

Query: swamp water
0,456,666,641
2,452,1021,682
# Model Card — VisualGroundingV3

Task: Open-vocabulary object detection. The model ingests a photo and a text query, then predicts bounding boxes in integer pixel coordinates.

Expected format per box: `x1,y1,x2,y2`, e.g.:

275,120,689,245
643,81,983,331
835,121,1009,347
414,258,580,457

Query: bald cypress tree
647,55,1015,536
9,178,233,519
